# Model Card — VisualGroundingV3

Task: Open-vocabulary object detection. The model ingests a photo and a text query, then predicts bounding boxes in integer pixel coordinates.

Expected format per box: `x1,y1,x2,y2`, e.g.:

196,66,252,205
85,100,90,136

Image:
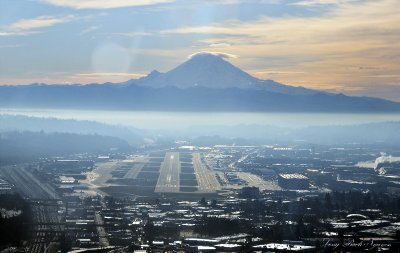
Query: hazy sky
1,0,399,101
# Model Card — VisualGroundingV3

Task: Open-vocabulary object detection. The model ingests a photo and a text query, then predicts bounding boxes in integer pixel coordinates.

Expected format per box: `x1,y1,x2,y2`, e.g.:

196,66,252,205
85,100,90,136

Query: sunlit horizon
1,0,399,101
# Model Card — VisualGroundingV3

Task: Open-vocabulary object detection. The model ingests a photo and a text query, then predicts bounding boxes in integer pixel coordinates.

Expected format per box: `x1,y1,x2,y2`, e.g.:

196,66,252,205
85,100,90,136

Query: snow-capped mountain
134,53,317,95
1,52,400,112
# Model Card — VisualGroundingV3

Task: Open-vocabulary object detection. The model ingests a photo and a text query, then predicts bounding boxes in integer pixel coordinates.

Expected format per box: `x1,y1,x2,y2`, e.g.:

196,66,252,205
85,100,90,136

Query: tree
296,216,305,239
324,193,332,209
200,197,207,206
144,221,155,242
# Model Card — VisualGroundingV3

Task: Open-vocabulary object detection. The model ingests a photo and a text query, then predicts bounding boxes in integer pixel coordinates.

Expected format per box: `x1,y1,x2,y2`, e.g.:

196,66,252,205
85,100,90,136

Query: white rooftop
253,243,315,251
279,173,308,180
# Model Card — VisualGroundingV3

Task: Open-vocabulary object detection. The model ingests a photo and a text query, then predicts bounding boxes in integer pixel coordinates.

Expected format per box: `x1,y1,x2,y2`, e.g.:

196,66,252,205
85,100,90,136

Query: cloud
0,15,75,36
8,15,75,30
79,25,100,35
2,0,399,101
71,72,146,84
161,0,399,97
113,31,153,37
260,0,282,3
0,44,22,49
290,0,360,6
75,72,145,78
188,51,238,59
256,71,307,75
75,72,145,77
209,42,231,48
161,25,240,35
203,0,240,4
0,72,146,85
42,0,175,9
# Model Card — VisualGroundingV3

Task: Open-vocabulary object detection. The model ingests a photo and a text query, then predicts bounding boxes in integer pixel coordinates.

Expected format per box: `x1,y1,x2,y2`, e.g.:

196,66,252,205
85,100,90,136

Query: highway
95,211,110,248
155,152,180,193
0,166,63,252
0,165,58,199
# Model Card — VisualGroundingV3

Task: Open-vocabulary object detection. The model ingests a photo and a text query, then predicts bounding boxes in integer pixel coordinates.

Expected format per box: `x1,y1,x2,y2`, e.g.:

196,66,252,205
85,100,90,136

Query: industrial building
278,173,309,190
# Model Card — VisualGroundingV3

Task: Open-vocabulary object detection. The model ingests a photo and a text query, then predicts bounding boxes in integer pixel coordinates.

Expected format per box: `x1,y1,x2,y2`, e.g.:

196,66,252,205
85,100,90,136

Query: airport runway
237,172,282,191
192,153,220,193
124,157,149,179
155,152,180,193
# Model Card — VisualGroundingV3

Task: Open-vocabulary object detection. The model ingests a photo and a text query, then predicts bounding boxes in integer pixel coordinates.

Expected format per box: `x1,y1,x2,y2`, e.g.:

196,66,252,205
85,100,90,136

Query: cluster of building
1,143,400,252
0,177,13,194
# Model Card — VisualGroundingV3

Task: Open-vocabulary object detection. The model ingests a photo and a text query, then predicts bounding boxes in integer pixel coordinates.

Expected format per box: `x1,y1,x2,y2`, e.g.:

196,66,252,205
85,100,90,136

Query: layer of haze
2,108,400,130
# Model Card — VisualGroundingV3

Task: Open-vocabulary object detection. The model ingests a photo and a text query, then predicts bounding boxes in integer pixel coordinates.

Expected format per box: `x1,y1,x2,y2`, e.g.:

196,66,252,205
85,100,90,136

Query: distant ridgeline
1,53,400,112
0,131,132,164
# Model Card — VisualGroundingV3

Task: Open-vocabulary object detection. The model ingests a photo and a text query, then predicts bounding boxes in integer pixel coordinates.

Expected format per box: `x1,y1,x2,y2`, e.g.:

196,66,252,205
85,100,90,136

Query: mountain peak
137,69,163,83
187,51,234,61
135,52,259,89
148,69,162,77
133,52,318,94
183,52,234,70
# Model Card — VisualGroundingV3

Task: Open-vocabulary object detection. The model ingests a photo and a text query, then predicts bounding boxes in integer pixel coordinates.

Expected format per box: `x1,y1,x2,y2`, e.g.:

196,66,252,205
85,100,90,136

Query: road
95,211,110,248
0,166,64,252
0,165,58,199
155,152,180,193
29,200,62,253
